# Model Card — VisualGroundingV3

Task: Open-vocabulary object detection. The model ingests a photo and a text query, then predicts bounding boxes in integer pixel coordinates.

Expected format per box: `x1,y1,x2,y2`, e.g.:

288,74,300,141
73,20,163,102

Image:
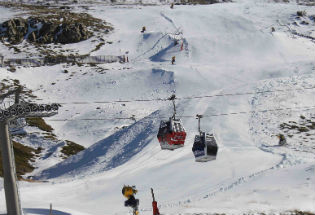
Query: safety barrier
0,55,126,67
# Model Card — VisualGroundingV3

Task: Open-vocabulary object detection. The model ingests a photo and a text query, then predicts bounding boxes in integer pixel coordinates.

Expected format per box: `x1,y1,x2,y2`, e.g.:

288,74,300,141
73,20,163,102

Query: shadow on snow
36,111,160,180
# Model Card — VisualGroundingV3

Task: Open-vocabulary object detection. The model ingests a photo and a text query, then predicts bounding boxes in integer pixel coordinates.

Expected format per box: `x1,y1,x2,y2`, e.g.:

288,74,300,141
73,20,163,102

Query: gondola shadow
24,208,70,215
0,208,71,215
149,43,178,62
262,144,283,148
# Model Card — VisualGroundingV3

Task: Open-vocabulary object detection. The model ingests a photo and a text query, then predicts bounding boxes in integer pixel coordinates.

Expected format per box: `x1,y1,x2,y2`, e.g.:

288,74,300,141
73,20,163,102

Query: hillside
0,0,315,214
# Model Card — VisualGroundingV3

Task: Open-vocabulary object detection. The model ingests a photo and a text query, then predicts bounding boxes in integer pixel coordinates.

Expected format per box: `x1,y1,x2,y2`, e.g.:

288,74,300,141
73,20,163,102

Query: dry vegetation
296,0,315,6
25,117,54,132
61,140,85,159
280,115,315,137
0,141,36,179
0,79,36,100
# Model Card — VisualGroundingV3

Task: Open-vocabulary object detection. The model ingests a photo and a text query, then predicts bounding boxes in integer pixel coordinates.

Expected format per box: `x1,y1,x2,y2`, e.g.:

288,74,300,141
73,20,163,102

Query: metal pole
168,94,176,119
0,120,22,215
198,117,200,133
172,99,176,119
14,87,22,104
196,114,203,134
151,188,155,202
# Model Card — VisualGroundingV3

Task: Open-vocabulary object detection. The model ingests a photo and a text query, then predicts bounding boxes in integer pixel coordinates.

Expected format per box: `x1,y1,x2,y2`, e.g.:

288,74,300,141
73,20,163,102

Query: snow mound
35,111,161,179
134,31,183,62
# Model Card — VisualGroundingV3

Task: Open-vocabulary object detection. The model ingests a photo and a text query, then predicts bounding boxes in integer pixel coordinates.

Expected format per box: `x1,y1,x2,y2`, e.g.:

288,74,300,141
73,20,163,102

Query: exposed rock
56,23,91,44
28,31,36,42
59,6,71,10
1,18,28,44
300,20,309,25
297,10,307,17
0,16,93,45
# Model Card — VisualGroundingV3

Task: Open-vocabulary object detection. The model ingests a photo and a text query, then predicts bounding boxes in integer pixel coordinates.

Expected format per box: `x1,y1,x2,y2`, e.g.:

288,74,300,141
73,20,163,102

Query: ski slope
0,0,315,214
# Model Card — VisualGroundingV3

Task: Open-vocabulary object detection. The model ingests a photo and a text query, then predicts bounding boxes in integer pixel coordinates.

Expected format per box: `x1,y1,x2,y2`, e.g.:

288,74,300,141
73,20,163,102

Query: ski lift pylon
157,94,186,150
192,114,218,162
9,118,26,132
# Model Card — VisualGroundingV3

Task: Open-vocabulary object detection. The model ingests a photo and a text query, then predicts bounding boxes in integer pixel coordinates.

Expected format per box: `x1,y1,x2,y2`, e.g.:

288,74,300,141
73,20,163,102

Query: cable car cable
47,105,315,122
46,85,315,105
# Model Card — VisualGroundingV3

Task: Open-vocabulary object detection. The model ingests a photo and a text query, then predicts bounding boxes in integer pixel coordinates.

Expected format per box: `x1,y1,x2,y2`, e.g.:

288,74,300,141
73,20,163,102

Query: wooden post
0,55,4,67
49,203,52,215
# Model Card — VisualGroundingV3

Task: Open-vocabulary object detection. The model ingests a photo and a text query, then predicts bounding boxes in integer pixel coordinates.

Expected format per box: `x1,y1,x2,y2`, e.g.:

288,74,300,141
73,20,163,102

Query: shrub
26,117,53,132
61,140,85,159
0,141,35,179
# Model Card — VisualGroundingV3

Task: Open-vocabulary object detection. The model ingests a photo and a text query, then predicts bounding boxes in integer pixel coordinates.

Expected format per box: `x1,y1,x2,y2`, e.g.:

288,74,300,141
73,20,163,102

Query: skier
278,134,286,146
125,51,129,63
170,3,174,9
171,56,175,65
122,185,139,215
141,26,146,33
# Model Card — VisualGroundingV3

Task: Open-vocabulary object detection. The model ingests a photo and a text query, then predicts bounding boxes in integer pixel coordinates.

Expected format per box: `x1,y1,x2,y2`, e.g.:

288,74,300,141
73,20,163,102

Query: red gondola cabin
157,117,186,150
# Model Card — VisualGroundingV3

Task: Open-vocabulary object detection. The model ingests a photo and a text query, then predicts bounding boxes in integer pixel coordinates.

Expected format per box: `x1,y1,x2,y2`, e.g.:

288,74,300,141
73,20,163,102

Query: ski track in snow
133,10,188,62
157,75,315,209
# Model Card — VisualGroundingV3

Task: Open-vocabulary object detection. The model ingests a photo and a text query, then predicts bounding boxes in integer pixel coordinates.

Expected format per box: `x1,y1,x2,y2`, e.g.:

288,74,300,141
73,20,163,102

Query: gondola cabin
192,132,218,162
157,117,186,150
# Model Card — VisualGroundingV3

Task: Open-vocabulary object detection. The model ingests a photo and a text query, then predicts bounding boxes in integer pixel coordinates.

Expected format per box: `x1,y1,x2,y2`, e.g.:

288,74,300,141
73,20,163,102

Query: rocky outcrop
175,0,232,4
55,23,91,44
0,17,92,44
0,18,28,44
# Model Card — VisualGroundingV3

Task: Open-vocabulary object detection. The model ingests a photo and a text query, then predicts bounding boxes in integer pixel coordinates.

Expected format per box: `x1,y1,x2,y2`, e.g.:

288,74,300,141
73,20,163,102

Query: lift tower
0,87,59,215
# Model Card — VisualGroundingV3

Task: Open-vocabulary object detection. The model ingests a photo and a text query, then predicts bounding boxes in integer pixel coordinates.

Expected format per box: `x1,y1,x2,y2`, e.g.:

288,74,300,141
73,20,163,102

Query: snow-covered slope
0,0,315,214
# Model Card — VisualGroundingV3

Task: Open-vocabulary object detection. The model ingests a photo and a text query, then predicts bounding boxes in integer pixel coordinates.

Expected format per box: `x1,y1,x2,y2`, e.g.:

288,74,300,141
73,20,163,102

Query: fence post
49,203,52,215
0,55,4,67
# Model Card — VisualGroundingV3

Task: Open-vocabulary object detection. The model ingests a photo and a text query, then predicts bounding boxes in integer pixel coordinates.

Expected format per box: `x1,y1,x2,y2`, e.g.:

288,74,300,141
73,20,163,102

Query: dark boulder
28,31,36,42
297,11,306,17
1,18,28,44
57,23,91,44
0,16,92,45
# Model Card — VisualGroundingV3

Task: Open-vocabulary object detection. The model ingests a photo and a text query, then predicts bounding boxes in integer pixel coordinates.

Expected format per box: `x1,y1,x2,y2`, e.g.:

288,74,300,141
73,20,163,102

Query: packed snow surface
0,0,315,214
